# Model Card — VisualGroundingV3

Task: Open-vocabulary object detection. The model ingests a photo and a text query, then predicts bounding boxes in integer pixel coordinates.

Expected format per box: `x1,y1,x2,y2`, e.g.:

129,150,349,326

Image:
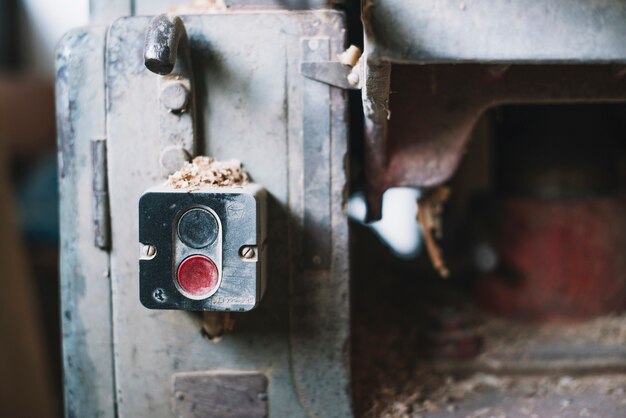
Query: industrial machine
58,1,626,417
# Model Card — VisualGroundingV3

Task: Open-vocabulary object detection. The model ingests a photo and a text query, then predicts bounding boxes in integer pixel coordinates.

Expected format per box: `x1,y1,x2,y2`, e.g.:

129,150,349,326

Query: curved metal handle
144,14,191,76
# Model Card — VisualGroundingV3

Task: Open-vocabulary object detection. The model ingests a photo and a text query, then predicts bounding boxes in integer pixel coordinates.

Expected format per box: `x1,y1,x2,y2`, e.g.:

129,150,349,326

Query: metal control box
139,184,266,311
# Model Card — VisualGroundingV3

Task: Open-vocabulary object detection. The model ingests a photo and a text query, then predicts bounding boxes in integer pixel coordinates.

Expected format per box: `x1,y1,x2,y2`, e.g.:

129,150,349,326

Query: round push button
177,208,218,249
176,255,219,298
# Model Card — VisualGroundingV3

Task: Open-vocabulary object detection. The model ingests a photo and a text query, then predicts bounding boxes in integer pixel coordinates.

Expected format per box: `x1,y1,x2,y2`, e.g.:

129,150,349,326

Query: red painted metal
477,197,626,321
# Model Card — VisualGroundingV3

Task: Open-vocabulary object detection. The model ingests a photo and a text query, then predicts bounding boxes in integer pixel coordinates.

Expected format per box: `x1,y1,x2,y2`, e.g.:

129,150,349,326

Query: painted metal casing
57,10,351,418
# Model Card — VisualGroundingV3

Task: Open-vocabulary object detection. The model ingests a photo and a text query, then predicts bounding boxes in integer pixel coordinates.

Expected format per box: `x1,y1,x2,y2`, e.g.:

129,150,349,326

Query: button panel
139,184,266,311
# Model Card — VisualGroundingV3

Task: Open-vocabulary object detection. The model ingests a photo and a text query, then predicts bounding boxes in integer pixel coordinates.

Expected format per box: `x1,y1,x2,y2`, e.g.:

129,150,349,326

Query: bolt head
160,146,191,176
160,81,190,112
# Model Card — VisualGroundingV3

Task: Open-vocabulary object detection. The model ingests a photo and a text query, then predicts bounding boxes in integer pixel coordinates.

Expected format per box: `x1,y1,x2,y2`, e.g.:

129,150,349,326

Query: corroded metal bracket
91,137,110,249
300,61,361,90
144,14,196,177
172,372,268,418
360,0,626,220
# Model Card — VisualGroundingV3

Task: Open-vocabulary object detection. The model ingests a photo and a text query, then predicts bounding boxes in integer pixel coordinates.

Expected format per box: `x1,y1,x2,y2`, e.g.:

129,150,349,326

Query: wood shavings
167,156,249,189
338,45,362,67
201,311,235,342
418,187,451,278
377,372,626,418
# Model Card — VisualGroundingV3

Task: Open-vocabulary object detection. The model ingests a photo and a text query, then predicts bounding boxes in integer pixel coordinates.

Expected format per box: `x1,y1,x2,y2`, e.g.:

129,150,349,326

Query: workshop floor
351,224,626,418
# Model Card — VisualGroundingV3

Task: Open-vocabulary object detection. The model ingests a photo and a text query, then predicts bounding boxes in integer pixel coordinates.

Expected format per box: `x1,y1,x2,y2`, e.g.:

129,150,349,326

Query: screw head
153,288,167,302
239,246,256,260
146,245,157,258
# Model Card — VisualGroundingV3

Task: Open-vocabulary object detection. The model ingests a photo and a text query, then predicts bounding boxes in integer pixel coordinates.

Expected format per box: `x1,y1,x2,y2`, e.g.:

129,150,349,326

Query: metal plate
172,372,268,418
56,26,116,418
364,0,626,64
105,11,350,417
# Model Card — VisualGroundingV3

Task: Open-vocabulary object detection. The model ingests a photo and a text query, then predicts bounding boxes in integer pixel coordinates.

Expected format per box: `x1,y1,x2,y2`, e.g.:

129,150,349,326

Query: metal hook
144,14,191,77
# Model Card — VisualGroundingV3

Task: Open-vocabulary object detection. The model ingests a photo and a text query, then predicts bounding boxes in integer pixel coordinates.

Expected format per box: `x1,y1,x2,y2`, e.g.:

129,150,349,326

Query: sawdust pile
167,156,249,189
478,313,626,357
378,372,626,418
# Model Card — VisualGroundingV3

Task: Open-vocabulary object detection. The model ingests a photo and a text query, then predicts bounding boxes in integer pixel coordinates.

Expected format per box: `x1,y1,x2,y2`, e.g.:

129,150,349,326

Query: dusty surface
483,314,626,348
351,225,626,418
375,372,626,418
354,296,626,417
167,156,249,189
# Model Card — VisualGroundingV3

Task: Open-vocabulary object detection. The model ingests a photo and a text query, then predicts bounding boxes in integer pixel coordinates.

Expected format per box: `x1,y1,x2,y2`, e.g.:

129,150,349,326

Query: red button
176,255,219,298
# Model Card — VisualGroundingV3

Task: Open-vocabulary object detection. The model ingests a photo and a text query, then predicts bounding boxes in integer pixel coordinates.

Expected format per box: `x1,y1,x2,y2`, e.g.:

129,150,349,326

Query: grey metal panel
365,0,626,63
56,26,116,418
134,0,330,14
302,37,332,269
288,25,352,416
90,0,133,23
135,0,199,14
106,11,350,417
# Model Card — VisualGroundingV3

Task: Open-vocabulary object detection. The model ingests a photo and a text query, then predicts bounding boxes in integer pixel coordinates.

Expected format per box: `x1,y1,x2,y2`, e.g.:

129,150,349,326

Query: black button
177,208,218,249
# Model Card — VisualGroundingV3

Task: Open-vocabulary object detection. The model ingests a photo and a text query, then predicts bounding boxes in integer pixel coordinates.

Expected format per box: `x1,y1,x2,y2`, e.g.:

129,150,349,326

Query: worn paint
104,11,350,418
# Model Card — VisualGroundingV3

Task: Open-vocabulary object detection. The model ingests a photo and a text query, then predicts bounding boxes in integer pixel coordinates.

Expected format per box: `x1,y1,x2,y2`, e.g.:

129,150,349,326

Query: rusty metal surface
360,0,626,219
363,65,626,219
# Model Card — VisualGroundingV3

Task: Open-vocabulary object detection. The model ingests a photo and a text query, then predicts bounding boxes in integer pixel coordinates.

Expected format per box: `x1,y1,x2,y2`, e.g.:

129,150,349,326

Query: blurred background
0,1,87,417
2,1,626,417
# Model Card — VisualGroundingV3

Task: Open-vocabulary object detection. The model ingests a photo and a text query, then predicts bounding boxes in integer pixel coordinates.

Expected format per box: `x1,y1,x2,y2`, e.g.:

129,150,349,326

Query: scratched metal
301,38,331,270
364,0,626,64
134,0,331,14
106,12,350,417
56,26,116,418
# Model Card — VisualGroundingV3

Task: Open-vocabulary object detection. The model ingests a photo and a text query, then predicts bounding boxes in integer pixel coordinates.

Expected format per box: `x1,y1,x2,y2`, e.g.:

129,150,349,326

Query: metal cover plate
172,372,268,418
139,186,263,311
365,0,626,63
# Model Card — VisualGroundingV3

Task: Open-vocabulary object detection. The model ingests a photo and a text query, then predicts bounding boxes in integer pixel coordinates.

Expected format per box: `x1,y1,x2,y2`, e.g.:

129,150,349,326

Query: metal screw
153,288,166,302
146,245,156,258
174,391,185,401
240,246,256,260
160,81,190,112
